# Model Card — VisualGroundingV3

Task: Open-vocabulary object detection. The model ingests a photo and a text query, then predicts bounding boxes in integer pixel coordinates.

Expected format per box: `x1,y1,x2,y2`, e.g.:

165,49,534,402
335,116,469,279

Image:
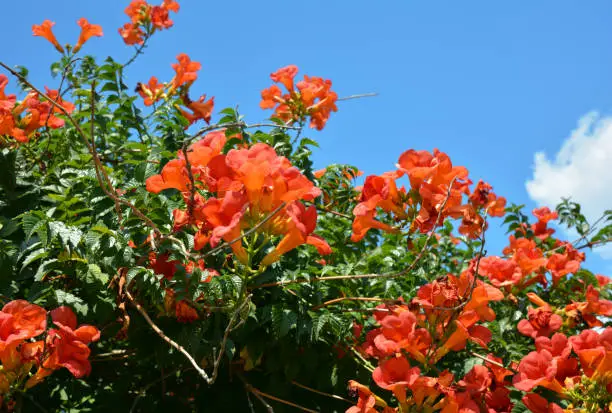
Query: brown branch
91,349,133,362
311,297,402,311
253,178,458,289
246,386,318,413
240,377,274,413
291,381,352,404
350,347,375,373
124,290,213,383
469,351,515,372
337,307,392,313
209,295,251,383
314,204,353,220
576,238,612,250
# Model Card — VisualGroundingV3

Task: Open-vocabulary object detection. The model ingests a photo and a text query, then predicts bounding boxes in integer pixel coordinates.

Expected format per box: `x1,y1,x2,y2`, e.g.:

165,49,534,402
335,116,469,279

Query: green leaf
34,258,59,281
85,264,110,285
271,307,297,338
49,221,83,249
54,290,88,316
21,247,48,269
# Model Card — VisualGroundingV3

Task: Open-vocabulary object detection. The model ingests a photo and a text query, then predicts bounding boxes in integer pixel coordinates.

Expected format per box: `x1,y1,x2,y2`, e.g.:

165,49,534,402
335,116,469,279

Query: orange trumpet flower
32,20,64,53
73,18,103,53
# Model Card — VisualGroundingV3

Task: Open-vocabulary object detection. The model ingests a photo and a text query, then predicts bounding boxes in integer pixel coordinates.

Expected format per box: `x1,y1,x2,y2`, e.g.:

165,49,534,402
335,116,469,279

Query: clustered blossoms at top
260,65,338,130
350,149,506,243
0,76,74,143
119,0,180,46
145,130,331,267
0,300,99,396
136,53,214,126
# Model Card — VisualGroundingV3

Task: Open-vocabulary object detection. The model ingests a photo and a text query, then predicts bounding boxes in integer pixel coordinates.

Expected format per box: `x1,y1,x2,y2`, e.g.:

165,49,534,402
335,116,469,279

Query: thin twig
248,387,318,413
576,238,612,250
124,290,213,383
249,388,275,412
336,92,378,101
311,297,402,311
291,381,352,404
91,349,133,362
245,387,258,413
123,40,148,69
337,307,392,313
350,347,375,373
469,351,515,371
209,295,251,383
313,204,353,220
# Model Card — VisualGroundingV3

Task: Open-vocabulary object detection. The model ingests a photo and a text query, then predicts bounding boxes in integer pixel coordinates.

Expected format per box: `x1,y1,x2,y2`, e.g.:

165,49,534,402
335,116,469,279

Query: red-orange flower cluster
351,149,506,242
513,328,612,409
146,131,331,266
119,0,180,45
0,301,99,394
478,207,585,291
350,266,506,412
260,65,338,130
136,54,214,125
0,77,74,143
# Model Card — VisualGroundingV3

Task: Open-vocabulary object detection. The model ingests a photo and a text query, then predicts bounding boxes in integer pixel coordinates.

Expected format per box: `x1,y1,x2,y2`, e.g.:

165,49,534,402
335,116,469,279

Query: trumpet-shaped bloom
73,18,103,53
32,20,64,53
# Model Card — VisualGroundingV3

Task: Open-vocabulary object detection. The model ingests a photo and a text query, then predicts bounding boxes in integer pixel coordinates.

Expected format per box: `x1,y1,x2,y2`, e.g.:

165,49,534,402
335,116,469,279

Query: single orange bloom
175,300,199,323
118,22,145,45
125,0,151,24
41,306,100,379
313,168,327,179
180,94,215,125
270,65,299,91
151,2,177,30
372,356,421,403
32,20,64,53
73,18,103,53
260,203,331,265
260,84,283,109
170,53,201,91
136,77,165,106
162,0,180,13
145,158,190,193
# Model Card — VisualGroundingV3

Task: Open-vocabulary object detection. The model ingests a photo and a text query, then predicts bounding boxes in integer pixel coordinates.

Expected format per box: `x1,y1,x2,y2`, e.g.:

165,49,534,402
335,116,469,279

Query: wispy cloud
526,112,612,258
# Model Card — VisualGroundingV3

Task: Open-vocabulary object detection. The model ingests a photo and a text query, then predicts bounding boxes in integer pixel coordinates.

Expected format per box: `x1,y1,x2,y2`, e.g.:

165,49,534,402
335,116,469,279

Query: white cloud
526,112,612,258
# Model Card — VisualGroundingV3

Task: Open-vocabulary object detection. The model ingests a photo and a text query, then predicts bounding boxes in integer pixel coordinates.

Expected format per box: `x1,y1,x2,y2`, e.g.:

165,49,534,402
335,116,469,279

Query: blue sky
3,1,612,272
